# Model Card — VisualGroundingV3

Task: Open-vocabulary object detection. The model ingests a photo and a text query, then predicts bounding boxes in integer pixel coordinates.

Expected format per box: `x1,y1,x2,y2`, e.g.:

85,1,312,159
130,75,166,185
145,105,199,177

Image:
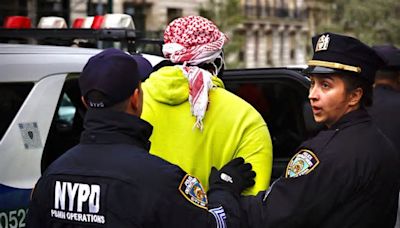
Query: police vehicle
0,15,319,227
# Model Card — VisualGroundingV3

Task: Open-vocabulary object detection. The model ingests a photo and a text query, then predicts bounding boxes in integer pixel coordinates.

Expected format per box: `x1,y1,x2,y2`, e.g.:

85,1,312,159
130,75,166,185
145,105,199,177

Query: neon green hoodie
142,66,272,195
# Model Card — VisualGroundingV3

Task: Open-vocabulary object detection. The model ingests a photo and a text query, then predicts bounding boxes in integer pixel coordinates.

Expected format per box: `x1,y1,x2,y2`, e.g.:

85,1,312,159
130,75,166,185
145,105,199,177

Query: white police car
0,43,164,227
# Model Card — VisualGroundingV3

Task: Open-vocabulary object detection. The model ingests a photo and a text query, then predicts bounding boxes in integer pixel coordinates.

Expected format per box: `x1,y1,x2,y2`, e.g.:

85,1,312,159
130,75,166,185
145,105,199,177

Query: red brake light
4,16,32,28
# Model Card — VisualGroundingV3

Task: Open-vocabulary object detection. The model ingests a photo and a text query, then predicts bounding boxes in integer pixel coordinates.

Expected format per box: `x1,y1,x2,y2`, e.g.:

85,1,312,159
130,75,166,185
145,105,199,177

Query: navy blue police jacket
240,109,400,228
27,109,238,228
368,85,400,154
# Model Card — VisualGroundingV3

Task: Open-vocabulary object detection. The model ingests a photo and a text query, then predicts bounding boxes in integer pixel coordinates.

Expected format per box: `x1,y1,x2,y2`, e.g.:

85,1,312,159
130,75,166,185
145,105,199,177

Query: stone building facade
240,0,309,67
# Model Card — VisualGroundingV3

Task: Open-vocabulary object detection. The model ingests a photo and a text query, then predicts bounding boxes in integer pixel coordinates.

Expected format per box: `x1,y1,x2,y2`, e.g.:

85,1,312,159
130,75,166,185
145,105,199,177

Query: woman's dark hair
341,73,373,108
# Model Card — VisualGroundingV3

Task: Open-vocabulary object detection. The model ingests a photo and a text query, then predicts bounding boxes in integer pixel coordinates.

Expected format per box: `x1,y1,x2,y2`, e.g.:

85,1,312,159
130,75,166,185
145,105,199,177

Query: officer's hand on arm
205,158,255,228
209,157,256,197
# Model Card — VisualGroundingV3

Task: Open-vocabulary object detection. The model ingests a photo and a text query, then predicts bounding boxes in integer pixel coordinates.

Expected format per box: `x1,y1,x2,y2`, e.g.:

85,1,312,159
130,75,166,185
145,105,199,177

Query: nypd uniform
27,110,235,227
240,33,400,228
369,44,400,228
369,45,400,154
369,84,400,153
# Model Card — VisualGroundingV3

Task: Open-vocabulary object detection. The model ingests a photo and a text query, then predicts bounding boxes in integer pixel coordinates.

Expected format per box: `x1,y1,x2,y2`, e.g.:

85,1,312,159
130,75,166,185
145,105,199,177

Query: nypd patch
285,149,320,178
179,174,208,209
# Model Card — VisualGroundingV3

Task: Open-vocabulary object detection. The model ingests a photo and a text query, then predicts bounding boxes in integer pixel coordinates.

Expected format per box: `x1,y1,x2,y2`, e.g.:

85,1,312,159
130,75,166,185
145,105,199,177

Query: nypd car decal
179,174,208,209
285,149,320,178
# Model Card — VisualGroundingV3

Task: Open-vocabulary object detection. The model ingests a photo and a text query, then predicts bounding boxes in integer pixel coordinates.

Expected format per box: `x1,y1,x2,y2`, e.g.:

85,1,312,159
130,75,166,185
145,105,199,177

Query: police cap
372,44,400,70
79,48,153,108
303,32,384,83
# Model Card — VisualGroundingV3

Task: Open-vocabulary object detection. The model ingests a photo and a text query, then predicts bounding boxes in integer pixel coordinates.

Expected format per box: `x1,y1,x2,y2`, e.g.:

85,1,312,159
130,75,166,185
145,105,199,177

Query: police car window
58,93,76,125
0,83,33,141
225,80,308,159
42,74,85,173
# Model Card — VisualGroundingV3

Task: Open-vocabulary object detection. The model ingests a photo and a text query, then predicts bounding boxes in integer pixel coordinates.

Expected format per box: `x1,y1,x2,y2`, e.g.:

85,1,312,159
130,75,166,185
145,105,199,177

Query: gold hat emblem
315,34,330,52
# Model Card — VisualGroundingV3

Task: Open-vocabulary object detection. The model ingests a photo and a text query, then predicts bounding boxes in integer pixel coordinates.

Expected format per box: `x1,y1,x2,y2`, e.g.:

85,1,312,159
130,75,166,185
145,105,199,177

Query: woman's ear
349,87,363,106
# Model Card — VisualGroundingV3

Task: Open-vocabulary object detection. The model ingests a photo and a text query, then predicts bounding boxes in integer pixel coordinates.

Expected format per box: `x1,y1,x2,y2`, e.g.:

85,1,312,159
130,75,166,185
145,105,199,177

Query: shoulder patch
179,174,208,209
285,149,320,178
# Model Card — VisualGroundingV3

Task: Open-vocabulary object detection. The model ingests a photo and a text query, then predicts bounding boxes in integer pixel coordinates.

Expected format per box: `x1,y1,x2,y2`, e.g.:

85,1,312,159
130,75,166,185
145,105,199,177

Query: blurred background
1,0,399,69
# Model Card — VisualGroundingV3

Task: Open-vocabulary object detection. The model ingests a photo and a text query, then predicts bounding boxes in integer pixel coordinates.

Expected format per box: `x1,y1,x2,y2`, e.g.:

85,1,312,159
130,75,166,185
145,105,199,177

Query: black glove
208,157,256,197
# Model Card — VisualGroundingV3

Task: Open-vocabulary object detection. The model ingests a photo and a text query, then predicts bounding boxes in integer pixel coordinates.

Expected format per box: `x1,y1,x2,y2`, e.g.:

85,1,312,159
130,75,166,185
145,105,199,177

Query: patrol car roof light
101,14,135,29
81,17,94,29
3,16,32,28
37,16,67,29
91,15,105,29
72,18,85,28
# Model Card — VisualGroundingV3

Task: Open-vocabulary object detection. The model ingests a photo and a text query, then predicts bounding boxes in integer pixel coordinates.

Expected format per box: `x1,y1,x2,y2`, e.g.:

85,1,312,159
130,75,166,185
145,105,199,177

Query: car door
221,68,321,182
0,74,66,228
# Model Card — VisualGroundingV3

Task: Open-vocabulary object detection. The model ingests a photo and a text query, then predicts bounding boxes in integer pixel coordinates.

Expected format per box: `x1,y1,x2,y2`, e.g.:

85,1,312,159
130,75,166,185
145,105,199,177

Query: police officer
26,48,255,227
369,44,400,228
234,33,400,228
369,44,400,152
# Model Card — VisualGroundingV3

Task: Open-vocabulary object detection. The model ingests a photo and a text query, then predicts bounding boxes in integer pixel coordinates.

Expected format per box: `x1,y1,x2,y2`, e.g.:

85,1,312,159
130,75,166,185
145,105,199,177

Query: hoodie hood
143,66,224,105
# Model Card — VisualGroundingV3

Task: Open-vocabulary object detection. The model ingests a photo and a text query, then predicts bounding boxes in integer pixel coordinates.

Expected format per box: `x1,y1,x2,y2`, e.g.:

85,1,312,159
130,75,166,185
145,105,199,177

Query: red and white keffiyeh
162,15,228,130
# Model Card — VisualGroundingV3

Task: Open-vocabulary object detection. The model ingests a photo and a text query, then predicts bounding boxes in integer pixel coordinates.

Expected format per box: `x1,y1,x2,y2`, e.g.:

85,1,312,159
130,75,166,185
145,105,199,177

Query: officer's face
308,74,356,128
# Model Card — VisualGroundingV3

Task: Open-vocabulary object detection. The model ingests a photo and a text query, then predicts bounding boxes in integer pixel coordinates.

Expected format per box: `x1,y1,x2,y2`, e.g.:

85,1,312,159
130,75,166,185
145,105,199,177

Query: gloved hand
208,157,256,197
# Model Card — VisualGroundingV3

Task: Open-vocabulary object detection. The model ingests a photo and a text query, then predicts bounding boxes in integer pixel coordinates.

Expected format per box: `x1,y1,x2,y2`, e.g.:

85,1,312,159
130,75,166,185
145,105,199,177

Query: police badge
285,149,320,178
315,34,330,52
179,174,208,209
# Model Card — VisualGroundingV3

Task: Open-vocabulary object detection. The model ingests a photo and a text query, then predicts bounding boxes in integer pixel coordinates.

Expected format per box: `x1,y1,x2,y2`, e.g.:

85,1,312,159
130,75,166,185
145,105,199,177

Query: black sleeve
26,179,48,227
156,168,241,228
208,188,241,228
240,159,353,228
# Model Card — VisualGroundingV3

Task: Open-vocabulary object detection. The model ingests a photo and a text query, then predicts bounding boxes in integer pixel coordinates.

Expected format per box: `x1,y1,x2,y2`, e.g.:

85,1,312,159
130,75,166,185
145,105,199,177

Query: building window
167,8,182,23
37,0,70,25
290,32,296,60
123,2,145,32
254,31,259,63
87,1,108,16
239,50,245,62
290,49,295,60
267,50,272,65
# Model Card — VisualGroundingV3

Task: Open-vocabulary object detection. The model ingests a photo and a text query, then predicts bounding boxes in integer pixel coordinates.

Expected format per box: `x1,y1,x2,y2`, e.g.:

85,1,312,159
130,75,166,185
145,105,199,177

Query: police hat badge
303,32,384,83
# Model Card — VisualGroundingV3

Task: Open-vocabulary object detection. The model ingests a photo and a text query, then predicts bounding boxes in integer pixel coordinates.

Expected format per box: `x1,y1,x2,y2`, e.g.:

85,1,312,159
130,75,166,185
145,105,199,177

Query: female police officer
233,33,400,228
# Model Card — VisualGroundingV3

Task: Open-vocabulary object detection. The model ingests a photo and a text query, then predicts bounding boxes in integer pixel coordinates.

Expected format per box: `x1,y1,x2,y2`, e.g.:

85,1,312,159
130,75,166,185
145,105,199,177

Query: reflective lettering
54,181,66,210
89,185,100,213
66,182,79,211
54,181,100,213
76,184,90,212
